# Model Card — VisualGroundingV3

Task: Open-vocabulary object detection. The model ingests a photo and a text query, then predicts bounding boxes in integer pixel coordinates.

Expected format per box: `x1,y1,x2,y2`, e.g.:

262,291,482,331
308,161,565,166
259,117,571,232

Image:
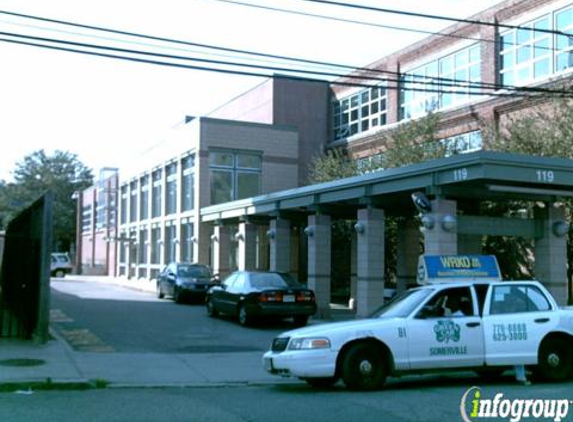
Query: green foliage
485,98,573,291
308,114,441,286
380,112,443,169
0,150,93,251
308,148,358,184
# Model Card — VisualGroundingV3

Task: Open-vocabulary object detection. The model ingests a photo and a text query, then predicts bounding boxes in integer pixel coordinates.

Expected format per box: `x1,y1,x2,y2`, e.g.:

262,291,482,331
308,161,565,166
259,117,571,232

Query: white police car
263,255,573,390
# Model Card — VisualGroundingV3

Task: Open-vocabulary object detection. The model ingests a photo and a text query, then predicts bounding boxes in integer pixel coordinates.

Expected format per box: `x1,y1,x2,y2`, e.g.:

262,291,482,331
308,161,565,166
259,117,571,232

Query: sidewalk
0,275,356,390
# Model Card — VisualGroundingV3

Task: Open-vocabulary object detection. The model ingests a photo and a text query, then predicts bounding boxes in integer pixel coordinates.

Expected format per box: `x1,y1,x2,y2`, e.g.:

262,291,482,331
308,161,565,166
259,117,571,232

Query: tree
0,150,94,252
485,97,573,300
308,113,441,287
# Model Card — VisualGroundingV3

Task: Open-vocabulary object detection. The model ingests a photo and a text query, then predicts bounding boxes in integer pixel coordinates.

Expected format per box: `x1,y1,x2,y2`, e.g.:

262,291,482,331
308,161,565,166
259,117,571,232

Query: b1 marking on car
397,327,407,338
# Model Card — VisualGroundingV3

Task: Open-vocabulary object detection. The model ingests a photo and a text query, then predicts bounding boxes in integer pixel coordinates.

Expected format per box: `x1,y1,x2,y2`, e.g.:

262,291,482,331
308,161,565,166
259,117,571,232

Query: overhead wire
298,0,573,37
0,31,573,96
0,9,571,98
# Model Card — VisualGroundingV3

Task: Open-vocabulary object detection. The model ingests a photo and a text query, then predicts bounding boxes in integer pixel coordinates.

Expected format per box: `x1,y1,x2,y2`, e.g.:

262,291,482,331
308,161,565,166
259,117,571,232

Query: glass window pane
534,59,550,78
440,56,453,74
516,46,531,63
361,105,369,117
469,64,481,81
426,61,439,77
210,151,234,167
517,67,531,83
501,70,514,86
516,28,532,44
371,88,379,100
469,45,480,63
237,172,260,200
534,38,549,58
556,34,573,51
556,52,573,71
454,50,467,68
371,102,379,114
210,170,233,205
533,17,549,33
556,8,573,30
501,32,515,50
350,95,359,108
237,154,261,169
361,91,369,103
361,120,369,132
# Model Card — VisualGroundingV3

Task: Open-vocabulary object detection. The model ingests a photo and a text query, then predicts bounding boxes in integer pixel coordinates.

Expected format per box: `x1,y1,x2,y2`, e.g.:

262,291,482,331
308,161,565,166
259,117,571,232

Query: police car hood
281,317,401,338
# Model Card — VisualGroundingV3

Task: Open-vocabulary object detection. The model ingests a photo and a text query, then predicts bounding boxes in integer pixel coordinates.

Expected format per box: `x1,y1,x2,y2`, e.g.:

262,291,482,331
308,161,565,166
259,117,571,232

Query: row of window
500,6,573,86
120,154,196,225
356,131,482,172
332,3,573,141
118,220,195,266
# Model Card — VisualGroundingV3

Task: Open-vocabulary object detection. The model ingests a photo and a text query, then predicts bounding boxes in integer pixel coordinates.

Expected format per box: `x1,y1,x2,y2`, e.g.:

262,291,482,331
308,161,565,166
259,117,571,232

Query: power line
202,0,484,44
1,9,571,98
2,29,572,98
299,0,573,37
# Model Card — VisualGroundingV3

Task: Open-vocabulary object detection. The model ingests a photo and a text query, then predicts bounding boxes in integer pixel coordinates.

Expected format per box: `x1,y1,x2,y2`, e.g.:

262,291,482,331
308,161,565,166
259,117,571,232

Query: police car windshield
370,288,434,318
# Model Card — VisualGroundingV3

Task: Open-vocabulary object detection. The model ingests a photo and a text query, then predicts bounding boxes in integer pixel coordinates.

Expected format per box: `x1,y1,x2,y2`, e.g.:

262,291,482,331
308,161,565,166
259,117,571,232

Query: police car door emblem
434,320,461,343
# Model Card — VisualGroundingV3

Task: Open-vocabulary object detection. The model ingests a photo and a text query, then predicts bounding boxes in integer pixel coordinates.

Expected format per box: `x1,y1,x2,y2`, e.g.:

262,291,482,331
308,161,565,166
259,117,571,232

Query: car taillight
296,291,315,302
259,292,283,302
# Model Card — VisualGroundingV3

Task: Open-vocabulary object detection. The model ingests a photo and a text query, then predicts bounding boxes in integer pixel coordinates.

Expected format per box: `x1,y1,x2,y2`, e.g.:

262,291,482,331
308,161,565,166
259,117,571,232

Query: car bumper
262,349,337,379
180,284,211,295
248,303,317,318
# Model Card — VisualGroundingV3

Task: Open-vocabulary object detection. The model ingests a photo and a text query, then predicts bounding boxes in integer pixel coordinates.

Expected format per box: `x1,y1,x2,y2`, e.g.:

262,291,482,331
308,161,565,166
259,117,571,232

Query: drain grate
0,358,46,367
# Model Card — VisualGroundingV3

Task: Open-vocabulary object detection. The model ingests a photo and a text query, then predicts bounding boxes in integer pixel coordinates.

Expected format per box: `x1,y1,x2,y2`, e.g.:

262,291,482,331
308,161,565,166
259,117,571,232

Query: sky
0,0,503,182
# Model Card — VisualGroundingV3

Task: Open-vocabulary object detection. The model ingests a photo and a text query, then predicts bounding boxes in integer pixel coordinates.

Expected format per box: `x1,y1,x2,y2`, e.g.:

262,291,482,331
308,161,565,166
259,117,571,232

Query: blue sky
0,0,501,181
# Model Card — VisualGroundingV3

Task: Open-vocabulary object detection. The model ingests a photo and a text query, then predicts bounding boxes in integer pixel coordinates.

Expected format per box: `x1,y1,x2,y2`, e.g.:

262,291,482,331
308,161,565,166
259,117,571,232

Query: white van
50,253,73,277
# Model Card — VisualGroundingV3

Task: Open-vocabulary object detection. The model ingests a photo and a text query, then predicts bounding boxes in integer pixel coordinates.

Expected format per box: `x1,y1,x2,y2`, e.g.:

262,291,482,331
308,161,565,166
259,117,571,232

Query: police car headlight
288,337,331,350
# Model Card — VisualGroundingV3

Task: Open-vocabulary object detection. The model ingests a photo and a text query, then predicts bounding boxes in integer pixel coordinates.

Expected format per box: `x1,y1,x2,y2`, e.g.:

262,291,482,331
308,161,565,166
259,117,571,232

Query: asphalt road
50,278,288,354
2,379,573,422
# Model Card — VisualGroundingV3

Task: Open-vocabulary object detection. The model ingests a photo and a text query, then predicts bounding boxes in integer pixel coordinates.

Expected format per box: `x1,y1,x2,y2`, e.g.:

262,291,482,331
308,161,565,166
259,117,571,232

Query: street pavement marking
58,329,115,353
50,309,74,323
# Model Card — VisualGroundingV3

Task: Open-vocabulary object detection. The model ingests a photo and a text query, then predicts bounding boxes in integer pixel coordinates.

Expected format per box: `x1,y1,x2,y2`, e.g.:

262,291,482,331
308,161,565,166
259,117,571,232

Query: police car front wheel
341,343,387,391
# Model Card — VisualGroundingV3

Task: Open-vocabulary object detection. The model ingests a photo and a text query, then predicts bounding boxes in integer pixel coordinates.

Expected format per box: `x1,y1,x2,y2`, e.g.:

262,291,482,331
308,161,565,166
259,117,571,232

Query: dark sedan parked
157,262,213,303
205,271,317,326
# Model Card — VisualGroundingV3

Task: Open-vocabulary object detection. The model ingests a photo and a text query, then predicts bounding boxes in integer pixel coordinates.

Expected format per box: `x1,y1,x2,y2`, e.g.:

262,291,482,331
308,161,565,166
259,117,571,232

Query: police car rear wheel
537,338,573,382
341,343,387,391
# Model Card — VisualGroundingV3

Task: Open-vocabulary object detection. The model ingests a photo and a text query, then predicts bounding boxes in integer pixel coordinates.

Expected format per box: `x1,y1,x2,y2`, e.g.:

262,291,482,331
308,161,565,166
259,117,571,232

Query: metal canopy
200,151,573,223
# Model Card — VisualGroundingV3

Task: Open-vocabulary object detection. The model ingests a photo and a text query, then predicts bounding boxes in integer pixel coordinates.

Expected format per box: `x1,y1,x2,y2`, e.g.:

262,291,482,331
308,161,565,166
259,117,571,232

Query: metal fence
0,192,52,343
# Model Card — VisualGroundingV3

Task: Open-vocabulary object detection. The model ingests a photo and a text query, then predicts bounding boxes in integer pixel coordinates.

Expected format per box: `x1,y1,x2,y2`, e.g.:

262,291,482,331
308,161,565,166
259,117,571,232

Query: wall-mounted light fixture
440,214,457,232
421,215,435,230
354,222,365,235
266,229,276,239
304,226,315,237
172,238,180,244
552,221,570,237
190,236,197,243
234,232,244,241
210,234,218,241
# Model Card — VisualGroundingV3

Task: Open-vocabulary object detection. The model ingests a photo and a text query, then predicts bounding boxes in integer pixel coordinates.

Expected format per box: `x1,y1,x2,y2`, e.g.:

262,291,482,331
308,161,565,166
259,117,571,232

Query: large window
129,180,138,223
138,226,148,265
401,44,481,120
166,163,177,215
140,175,149,220
182,154,195,212
332,86,387,141
151,224,161,264
210,150,261,205
152,169,163,218
500,6,573,86
180,219,194,263
164,221,176,263
120,185,128,225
